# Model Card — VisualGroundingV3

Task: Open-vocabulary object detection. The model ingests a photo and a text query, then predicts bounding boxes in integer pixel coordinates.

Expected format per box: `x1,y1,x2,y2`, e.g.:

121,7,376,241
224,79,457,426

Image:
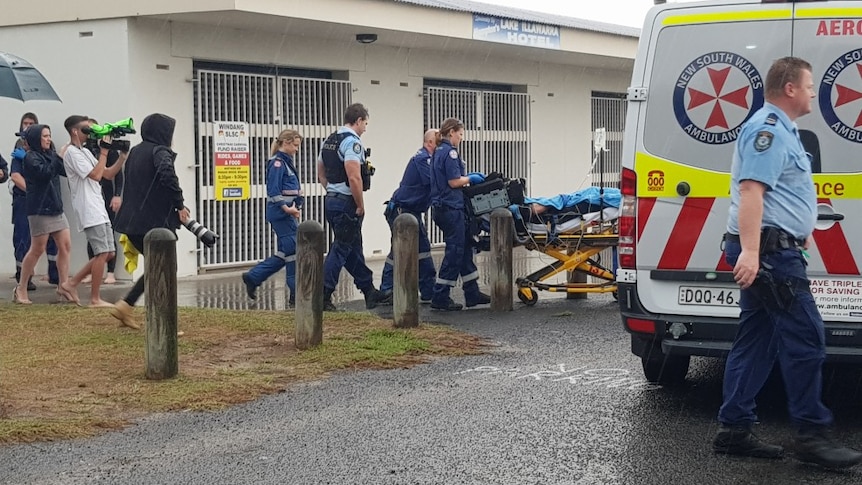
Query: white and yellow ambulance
618,0,862,383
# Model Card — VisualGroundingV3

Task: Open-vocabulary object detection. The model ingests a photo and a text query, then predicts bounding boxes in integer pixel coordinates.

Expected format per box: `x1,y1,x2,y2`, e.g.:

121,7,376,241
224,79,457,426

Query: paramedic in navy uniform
317,103,387,311
242,129,304,306
379,128,439,302
428,118,490,311
715,56,862,469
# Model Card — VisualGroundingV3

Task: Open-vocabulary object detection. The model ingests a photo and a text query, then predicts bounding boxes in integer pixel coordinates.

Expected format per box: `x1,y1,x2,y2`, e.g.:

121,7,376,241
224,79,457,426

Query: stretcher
471,180,619,306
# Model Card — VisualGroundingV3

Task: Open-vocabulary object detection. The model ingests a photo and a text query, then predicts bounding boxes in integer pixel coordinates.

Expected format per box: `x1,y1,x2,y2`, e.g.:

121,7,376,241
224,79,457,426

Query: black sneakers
713,426,784,458
794,430,862,469
241,272,257,300
364,289,391,309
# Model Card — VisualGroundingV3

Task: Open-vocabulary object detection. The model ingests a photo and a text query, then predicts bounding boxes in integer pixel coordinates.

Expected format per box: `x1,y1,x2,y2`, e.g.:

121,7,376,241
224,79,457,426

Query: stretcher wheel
518,287,538,306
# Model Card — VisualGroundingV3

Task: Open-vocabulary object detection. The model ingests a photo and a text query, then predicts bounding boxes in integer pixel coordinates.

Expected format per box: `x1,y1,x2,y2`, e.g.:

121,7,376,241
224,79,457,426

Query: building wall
0,13,633,278
0,19,136,279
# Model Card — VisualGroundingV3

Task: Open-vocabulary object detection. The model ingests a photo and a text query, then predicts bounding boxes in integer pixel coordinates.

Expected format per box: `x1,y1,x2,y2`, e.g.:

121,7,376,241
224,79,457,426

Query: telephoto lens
184,218,220,248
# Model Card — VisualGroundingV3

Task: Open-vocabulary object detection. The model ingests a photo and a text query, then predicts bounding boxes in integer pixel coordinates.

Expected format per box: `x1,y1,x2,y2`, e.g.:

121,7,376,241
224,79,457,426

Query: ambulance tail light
626,317,655,334
619,167,637,269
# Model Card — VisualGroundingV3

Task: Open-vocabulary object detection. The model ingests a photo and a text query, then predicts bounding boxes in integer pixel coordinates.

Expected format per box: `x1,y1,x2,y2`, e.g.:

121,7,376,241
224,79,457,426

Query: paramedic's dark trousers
380,208,436,299
13,194,58,284
246,206,298,298
430,206,481,305
323,194,374,294
719,240,832,431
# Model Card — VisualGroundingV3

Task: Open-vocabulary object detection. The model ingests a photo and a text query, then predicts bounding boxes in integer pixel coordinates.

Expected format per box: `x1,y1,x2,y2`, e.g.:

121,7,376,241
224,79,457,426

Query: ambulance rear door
633,1,792,318
792,2,862,323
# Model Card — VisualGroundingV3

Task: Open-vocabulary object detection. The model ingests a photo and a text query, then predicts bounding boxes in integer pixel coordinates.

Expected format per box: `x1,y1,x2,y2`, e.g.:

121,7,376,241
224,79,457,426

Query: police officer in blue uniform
10,112,59,291
242,129,304,306
429,118,490,311
714,57,862,469
317,103,387,311
379,129,439,302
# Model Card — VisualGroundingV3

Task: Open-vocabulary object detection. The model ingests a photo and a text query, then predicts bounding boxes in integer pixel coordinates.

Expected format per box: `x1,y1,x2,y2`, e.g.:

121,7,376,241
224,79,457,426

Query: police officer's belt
326,192,354,202
725,227,805,254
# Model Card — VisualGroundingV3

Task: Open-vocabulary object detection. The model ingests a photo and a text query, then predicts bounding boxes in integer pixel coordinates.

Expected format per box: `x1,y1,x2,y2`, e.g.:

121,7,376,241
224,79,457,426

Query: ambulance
617,0,862,383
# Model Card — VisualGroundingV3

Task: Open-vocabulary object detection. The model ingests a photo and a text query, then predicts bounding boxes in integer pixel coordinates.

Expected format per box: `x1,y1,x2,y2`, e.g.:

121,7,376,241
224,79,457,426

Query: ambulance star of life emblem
673,51,764,145
819,48,862,143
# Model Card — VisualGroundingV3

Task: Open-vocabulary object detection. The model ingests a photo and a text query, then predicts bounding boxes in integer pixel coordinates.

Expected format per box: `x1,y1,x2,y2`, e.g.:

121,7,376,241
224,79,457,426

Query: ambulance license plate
678,286,739,307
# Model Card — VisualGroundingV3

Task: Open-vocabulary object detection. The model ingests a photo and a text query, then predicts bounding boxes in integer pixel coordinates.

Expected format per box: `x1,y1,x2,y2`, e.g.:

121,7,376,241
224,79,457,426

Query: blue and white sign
472,14,560,50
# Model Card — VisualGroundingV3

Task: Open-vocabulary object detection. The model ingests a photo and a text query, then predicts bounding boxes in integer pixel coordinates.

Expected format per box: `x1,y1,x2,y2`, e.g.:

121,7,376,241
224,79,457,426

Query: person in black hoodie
13,124,74,305
111,113,189,328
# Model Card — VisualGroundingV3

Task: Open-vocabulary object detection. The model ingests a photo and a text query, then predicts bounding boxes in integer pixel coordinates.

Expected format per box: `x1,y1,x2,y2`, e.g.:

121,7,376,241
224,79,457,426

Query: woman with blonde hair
428,118,490,311
242,129,304,306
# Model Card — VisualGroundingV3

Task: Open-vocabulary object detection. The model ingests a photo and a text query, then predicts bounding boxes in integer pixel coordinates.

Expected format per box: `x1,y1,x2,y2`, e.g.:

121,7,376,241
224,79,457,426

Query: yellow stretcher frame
511,225,619,306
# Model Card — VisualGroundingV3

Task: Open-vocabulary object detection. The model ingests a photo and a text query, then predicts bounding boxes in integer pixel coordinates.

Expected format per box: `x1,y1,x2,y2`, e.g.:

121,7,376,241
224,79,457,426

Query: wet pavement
4,249,862,484
0,247,584,310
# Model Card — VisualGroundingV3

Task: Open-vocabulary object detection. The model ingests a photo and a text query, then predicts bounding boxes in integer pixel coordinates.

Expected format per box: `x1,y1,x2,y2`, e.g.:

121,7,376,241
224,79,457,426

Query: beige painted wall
0,11,634,277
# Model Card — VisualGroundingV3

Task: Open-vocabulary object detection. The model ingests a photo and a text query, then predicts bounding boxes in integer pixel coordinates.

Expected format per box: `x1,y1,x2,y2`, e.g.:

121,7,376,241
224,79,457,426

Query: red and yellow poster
213,121,250,201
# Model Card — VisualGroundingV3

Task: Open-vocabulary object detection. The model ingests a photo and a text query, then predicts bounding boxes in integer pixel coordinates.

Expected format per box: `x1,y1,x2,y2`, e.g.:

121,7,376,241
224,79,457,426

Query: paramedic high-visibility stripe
661,8,792,26
812,198,860,276
657,198,715,270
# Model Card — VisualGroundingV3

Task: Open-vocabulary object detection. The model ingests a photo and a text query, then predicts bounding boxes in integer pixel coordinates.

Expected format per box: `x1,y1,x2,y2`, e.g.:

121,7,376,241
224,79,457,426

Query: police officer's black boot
323,288,338,312
363,288,389,310
713,426,784,458
794,429,862,469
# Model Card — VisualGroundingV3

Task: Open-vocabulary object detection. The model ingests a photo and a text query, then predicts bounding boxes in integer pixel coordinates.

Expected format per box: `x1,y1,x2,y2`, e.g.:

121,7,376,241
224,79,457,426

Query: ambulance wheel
518,287,538,306
641,350,689,385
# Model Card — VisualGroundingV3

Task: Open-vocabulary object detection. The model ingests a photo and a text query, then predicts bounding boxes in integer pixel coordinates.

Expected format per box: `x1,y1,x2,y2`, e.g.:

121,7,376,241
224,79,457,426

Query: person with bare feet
14,124,74,305
60,115,124,309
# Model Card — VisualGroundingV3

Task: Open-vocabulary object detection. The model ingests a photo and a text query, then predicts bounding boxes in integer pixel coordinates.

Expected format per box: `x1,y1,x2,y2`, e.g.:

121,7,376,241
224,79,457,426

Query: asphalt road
3,293,862,484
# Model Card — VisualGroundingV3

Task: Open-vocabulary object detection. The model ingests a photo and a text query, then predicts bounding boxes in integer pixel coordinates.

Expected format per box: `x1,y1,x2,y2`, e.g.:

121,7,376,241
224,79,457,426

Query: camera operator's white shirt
63,145,110,232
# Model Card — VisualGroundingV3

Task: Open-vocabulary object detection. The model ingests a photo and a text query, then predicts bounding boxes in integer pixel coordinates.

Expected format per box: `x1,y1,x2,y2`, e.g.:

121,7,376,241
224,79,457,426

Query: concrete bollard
144,228,178,380
295,220,324,349
393,213,419,328
490,208,514,312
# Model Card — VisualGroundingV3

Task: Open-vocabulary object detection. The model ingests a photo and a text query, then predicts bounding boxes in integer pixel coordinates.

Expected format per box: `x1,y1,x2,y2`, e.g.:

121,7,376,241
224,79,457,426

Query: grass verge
0,304,485,444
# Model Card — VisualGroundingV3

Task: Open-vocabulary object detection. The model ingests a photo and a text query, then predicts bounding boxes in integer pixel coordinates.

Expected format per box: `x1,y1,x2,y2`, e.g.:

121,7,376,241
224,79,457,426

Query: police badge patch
449,149,458,159
353,143,362,154
754,131,773,152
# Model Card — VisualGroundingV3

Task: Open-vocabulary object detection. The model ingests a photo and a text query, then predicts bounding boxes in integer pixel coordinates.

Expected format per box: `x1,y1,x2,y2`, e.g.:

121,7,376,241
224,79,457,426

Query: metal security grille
423,86,531,244
590,91,627,283
194,68,350,269
590,91,627,188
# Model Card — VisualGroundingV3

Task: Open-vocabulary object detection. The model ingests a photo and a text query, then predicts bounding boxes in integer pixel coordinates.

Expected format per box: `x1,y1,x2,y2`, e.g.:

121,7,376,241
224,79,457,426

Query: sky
477,0,696,28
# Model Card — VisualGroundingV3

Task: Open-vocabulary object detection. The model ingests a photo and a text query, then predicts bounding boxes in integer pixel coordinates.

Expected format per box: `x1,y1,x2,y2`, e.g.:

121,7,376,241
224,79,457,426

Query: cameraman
82,118,127,285
60,115,126,308
111,113,189,329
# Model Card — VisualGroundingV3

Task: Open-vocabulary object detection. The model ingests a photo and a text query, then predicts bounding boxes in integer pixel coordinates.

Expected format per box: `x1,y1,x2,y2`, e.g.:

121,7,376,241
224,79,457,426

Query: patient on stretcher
513,186,620,237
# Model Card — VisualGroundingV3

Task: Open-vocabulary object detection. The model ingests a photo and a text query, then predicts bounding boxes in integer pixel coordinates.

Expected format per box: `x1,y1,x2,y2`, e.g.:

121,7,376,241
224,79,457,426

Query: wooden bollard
144,228,178,380
567,248,588,300
490,208,513,311
295,220,324,349
393,213,419,328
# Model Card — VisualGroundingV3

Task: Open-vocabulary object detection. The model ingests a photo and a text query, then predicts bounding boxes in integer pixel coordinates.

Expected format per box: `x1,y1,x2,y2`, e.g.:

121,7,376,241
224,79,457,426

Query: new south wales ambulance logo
820,48,862,143
673,51,764,145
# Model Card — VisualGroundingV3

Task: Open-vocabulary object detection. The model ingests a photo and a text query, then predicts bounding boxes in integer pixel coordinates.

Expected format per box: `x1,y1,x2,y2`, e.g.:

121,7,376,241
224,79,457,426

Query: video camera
82,118,136,153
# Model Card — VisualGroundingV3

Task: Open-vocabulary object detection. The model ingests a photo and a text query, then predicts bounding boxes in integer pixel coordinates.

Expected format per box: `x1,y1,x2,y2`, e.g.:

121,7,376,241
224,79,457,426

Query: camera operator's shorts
28,214,69,237
84,222,114,255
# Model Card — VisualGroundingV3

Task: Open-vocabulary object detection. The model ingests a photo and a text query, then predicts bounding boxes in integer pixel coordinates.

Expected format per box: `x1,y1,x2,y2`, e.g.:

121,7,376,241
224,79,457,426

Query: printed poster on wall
213,121,250,201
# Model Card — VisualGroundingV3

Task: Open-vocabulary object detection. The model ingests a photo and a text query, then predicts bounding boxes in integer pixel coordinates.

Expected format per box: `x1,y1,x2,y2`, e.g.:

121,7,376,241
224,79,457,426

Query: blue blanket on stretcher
524,187,621,211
